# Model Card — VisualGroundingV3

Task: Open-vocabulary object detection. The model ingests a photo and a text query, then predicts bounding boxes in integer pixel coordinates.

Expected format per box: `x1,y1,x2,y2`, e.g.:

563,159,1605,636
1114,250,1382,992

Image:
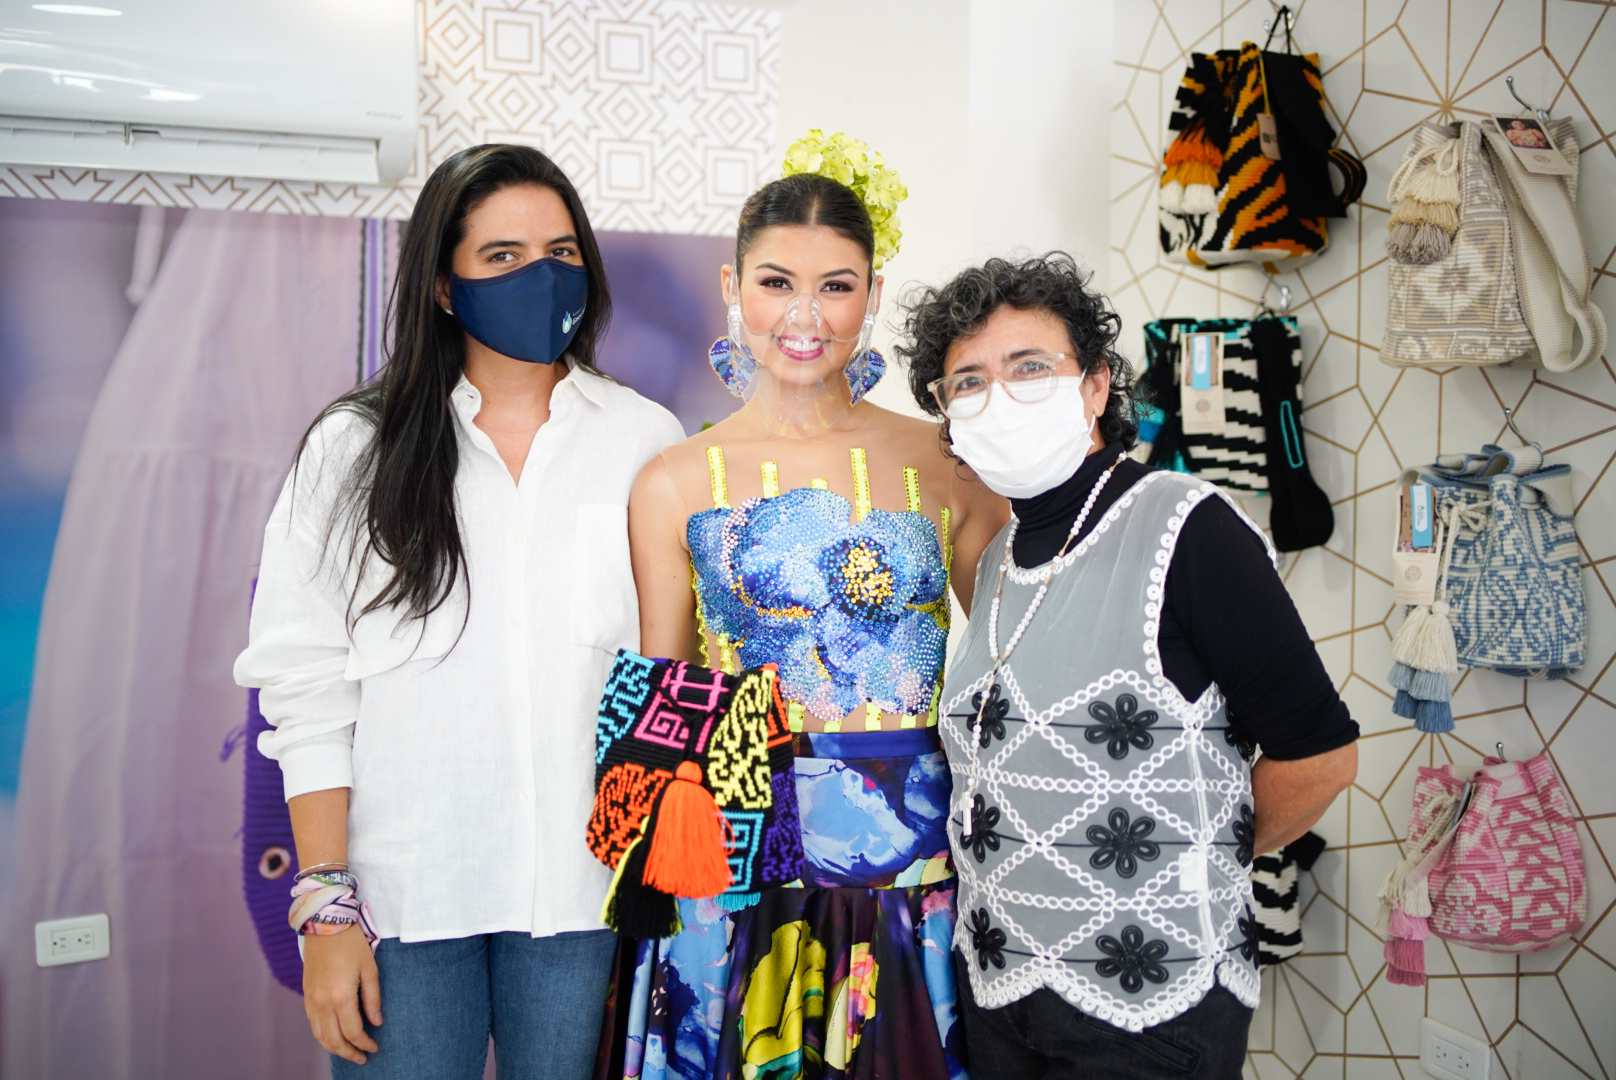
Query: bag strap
1478,120,1607,373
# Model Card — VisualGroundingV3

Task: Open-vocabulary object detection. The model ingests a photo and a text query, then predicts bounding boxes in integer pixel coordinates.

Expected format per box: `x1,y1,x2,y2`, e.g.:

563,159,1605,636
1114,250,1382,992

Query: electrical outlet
1421,1018,1490,1080
34,914,111,967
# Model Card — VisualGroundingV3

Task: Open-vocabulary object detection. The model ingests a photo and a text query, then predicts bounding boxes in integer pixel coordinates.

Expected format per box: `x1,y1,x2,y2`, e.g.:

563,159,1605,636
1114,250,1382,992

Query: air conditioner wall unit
0,0,418,186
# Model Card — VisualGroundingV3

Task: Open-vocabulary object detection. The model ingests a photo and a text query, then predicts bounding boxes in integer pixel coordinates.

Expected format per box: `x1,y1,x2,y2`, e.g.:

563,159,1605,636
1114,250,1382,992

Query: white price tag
1180,332,1227,435
1392,484,1440,606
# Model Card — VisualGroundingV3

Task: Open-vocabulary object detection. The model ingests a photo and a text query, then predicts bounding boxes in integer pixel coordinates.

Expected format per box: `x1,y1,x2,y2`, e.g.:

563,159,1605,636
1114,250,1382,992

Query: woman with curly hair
602,139,1005,1080
898,253,1358,1079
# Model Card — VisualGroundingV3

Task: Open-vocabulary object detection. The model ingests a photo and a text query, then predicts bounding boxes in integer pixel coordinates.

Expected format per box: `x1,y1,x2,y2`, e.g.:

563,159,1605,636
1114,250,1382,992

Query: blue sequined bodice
688,449,951,724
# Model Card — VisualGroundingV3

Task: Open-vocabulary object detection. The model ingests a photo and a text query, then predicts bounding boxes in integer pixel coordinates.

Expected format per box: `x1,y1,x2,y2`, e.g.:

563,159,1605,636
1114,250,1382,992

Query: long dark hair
300,143,612,627
735,173,874,277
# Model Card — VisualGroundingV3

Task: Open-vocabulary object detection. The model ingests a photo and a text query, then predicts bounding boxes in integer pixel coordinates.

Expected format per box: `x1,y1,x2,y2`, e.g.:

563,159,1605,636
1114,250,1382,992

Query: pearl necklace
962,452,1126,835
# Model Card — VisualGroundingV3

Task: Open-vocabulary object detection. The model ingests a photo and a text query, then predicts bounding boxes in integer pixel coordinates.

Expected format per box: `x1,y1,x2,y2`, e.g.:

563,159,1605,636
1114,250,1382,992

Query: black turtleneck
1009,443,1357,762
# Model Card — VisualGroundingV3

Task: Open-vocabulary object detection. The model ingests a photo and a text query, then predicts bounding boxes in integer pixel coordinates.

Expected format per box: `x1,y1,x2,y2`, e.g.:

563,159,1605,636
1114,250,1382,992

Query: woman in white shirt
235,144,684,1078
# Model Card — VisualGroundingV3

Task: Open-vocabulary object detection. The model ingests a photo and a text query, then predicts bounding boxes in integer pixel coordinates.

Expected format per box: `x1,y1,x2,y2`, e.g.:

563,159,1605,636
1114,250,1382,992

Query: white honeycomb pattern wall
0,0,778,235
1110,1,1616,1077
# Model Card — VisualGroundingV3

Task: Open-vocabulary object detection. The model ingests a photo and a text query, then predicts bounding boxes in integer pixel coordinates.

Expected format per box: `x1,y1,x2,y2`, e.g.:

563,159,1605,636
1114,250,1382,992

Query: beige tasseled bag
1381,118,1605,373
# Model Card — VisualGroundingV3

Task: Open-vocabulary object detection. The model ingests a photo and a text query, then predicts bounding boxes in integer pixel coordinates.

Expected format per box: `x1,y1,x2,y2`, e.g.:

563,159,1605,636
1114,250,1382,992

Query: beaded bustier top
688,446,952,730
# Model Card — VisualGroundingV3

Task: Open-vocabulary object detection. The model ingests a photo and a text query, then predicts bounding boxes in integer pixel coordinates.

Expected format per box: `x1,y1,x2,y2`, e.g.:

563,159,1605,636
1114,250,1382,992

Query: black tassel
604,832,681,939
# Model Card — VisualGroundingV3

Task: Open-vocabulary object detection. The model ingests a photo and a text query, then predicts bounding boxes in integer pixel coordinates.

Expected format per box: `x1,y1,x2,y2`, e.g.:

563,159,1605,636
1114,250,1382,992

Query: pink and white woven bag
1377,754,1585,985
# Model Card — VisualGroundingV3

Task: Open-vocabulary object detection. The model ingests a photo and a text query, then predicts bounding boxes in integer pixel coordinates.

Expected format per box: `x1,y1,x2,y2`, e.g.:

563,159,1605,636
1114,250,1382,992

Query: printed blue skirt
595,728,967,1080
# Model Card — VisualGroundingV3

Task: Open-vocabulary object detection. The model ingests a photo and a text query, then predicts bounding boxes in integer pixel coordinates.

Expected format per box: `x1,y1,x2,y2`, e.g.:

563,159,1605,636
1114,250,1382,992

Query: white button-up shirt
234,366,684,942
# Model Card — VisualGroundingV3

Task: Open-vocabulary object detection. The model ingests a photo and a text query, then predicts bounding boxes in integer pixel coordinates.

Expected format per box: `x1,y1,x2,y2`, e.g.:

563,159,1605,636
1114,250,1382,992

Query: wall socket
1421,1018,1490,1080
34,913,111,967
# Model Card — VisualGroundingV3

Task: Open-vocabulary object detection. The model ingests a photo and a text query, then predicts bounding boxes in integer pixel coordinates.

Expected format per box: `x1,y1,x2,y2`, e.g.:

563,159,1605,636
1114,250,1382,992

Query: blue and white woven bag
1388,444,1583,733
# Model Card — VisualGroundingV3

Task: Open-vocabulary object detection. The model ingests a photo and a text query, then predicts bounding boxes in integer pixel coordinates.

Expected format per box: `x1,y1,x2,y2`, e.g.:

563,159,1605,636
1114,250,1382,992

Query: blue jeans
330,930,616,1080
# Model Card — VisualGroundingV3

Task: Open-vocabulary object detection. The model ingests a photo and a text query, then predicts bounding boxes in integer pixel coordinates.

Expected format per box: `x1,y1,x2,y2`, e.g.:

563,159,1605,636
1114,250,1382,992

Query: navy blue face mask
447,257,589,365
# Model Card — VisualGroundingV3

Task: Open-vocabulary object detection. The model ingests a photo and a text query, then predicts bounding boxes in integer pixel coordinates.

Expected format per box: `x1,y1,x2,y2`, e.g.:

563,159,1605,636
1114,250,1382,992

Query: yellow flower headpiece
781,130,908,270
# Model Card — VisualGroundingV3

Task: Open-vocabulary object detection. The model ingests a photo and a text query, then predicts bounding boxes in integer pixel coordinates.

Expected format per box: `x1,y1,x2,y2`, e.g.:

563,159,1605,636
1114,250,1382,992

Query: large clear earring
844,347,886,404
709,337,756,398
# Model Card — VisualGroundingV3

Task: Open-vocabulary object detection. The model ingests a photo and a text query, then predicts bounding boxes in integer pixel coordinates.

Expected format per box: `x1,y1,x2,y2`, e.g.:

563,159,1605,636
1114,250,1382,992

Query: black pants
952,950,1253,1079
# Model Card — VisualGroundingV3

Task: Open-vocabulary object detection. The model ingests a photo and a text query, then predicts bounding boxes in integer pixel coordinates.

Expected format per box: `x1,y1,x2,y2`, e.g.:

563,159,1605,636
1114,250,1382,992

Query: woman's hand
302,926,382,1065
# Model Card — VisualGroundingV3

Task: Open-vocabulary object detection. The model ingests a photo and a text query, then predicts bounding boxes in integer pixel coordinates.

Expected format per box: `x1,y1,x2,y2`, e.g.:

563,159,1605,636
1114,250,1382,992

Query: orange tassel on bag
641,761,734,898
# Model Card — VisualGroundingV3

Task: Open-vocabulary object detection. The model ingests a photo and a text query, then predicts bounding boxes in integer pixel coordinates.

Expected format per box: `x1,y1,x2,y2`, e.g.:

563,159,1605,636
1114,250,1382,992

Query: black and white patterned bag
1141,315,1333,551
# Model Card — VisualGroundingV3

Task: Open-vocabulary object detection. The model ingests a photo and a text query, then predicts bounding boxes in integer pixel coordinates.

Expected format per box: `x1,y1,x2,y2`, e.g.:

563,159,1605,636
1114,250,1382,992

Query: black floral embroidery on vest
1085,694,1157,760
961,794,1002,864
1095,925,1170,993
1085,807,1161,879
1232,804,1255,867
968,908,1007,970
970,682,1011,748
1224,720,1257,762
1236,906,1259,964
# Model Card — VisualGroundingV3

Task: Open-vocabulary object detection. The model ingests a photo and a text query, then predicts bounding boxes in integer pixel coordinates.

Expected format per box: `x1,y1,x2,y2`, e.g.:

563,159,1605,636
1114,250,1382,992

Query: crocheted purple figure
243,687,302,993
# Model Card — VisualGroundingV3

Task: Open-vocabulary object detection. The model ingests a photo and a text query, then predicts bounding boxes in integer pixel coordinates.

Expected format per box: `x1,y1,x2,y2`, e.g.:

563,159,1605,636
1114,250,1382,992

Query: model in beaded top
595,133,1006,1080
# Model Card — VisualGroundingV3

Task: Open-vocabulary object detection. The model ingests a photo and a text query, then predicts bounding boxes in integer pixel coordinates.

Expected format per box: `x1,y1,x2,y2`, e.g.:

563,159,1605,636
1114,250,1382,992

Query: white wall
966,0,1113,279
769,0,1112,418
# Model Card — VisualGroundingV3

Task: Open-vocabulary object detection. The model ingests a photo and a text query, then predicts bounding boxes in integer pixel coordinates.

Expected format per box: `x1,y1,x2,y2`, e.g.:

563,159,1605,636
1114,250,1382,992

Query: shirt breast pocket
571,503,639,654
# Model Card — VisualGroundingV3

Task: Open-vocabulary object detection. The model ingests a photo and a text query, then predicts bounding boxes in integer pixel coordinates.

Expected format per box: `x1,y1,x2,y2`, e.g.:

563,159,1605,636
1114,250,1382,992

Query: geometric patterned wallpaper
1109,2,1616,1077
0,0,778,235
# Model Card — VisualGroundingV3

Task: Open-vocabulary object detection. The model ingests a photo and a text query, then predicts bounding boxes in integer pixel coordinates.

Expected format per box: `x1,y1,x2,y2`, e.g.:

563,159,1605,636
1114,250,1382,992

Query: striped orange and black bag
1159,13,1365,272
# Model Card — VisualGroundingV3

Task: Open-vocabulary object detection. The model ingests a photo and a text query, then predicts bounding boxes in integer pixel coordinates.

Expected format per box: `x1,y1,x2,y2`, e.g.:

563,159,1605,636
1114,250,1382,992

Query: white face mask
948,376,1097,499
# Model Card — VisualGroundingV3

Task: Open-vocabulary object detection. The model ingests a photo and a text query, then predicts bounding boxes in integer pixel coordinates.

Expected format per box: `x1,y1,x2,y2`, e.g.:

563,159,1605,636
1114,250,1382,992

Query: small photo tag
1490,115,1574,176
1180,332,1226,435
1393,484,1439,606
1257,112,1282,160
1179,848,1208,894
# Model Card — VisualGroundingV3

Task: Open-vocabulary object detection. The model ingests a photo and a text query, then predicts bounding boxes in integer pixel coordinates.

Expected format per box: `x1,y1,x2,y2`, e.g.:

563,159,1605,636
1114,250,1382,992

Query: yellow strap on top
822,714,842,733
787,701,806,733
691,561,711,669
810,478,829,490
761,461,780,498
863,701,883,731
939,506,954,571
850,448,872,522
904,467,921,514
707,446,730,509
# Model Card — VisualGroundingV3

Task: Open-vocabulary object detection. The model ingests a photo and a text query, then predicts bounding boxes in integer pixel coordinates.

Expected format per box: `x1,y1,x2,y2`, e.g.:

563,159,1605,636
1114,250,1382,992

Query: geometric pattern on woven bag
1427,479,1584,674
1429,757,1586,950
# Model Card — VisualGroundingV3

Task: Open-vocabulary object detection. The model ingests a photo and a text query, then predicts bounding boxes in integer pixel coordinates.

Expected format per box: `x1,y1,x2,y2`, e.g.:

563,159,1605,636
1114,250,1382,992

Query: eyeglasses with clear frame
928,351,1084,420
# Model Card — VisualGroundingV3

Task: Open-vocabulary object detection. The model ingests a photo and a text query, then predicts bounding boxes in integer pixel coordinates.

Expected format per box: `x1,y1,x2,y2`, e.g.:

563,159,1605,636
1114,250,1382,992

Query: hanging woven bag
1376,754,1585,987
1381,118,1605,371
1158,13,1365,272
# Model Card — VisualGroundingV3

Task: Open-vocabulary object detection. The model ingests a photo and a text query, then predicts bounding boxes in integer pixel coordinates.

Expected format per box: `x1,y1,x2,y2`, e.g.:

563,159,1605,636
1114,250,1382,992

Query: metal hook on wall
1254,278,1292,319
1501,405,1533,447
1505,75,1550,125
1262,2,1297,38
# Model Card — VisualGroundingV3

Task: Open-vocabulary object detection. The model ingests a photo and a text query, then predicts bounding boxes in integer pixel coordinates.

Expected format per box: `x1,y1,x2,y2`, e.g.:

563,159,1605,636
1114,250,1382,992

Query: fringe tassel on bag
602,831,682,939
1161,120,1223,216
1386,138,1461,264
1374,789,1462,988
642,761,734,899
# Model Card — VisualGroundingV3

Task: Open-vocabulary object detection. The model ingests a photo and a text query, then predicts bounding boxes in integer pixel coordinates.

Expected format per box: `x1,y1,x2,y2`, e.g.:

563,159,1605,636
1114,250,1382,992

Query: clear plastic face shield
713,249,883,436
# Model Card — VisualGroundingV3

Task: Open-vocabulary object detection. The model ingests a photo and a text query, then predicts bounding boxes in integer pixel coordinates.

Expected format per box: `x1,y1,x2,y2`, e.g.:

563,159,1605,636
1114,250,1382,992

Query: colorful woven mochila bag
1158,10,1366,271
586,649,804,938
1377,754,1586,986
1385,444,1583,733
